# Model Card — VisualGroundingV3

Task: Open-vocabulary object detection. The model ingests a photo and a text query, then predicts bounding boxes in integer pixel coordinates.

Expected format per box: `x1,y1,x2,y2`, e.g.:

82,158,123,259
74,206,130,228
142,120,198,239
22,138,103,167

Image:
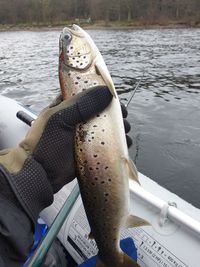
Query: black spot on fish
104,115,107,117
96,114,100,117
101,142,105,145
93,125,97,128
91,182,95,186
78,52,81,55
108,178,112,182
105,166,108,170
79,130,87,142
84,160,88,164
102,129,105,132
97,162,100,165
89,167,93,170
80,148,83,152
96,167,99,170
84,80,88,83
94,177,98,180
83,56,86,59
91,131,94,134
101,181,105,184
80,63,83,66
77,76,81,79
105,193,109,196
75,81,78,85
93,155,98,158
70,46,73,49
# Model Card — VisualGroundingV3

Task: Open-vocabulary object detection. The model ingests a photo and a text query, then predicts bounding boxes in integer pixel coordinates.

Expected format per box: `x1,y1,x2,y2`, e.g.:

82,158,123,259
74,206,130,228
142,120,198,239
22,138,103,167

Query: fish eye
64,33,71,40
63,33,72,44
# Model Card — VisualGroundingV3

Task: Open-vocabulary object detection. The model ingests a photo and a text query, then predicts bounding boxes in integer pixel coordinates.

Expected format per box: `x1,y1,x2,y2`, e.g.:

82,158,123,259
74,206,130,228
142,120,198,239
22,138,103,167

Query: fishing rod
126,78,142,108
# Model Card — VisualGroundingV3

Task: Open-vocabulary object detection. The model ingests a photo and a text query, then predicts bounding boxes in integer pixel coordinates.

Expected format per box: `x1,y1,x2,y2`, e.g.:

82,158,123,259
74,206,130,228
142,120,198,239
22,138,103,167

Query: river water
0,28,200,208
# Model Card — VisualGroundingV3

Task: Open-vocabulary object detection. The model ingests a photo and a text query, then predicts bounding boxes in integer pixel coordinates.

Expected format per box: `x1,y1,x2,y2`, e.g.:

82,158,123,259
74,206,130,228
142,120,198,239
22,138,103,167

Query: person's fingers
56,86,112,126
126,135,133,148
124,119,131,133
76,86,112,122
120,102,128,118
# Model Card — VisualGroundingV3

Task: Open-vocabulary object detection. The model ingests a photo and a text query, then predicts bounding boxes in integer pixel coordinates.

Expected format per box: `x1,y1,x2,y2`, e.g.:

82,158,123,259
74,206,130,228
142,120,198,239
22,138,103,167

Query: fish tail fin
96,253,140,267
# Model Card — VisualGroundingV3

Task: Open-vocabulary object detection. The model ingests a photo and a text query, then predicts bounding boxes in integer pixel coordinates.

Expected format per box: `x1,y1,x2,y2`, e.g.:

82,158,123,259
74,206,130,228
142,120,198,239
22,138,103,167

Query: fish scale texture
0,159,53,223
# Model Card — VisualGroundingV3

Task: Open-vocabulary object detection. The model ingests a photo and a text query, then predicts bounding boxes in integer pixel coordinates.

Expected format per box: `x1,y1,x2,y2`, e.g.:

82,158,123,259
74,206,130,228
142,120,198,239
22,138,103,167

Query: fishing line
125,71,145,108
126,79,141,108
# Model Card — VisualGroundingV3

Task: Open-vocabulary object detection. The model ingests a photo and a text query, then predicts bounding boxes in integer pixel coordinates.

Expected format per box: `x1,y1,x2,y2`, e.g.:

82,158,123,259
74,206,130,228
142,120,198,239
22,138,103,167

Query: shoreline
0,22,199,32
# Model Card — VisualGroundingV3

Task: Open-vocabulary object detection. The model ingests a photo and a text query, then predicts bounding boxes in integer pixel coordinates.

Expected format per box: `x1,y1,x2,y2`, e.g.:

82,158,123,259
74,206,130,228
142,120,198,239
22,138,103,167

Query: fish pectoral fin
123,158,140,185
95,61,117,98
96,253,140,267
125,215,150,228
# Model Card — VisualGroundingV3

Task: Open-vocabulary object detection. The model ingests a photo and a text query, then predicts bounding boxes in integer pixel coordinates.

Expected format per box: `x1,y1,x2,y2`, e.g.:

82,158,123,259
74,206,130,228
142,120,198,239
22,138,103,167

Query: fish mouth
62,24,85,38
59,24,85,50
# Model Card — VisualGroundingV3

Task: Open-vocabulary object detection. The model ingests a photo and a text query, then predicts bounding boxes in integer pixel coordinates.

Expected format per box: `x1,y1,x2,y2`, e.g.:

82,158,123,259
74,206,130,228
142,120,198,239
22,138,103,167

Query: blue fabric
24,221,48,266
78,237,137,267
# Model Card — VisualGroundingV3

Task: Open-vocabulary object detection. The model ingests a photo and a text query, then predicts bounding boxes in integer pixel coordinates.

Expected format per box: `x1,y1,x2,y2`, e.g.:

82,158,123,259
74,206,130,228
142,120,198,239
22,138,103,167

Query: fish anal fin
95,61,117,98
125,215,150,228
123,158,140,185
96,253,140,267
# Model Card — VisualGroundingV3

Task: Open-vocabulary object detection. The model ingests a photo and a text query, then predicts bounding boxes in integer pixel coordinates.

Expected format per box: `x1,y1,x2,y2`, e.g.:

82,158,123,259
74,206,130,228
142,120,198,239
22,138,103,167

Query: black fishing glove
121,103,132,148
0,86,112,224
0,86,131,266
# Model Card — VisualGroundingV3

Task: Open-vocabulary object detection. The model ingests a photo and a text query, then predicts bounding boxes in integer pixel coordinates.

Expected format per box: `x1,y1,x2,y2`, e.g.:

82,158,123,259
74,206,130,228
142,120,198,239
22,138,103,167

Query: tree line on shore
0,0,199,26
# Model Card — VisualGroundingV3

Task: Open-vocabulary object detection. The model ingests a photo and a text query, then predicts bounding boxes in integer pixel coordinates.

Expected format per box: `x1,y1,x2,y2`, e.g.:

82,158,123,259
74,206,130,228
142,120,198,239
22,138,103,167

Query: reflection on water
0,28,200,208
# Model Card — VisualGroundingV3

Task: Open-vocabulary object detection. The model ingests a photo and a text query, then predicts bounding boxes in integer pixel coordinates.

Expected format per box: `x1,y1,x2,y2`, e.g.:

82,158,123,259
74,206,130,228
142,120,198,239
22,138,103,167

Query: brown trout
59,24,149,267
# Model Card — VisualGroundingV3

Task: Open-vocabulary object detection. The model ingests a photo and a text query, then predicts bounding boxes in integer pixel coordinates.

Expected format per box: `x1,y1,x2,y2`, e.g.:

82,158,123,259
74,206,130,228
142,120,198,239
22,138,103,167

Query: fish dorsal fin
125,215,150,228
95,60,117,98
123,158,140,185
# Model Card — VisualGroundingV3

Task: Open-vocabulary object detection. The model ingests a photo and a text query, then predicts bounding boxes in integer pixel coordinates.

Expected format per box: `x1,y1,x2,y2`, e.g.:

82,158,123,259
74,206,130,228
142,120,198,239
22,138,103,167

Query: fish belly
75,97,130,259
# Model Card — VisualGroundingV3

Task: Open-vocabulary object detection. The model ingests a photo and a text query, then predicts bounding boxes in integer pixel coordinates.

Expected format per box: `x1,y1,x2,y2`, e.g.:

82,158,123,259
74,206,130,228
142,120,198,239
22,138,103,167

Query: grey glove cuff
0,158,53,224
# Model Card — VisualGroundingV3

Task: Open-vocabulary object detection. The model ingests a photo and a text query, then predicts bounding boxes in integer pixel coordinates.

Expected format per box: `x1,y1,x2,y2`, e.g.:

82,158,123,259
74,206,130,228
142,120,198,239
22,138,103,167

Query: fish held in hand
59,24,149,267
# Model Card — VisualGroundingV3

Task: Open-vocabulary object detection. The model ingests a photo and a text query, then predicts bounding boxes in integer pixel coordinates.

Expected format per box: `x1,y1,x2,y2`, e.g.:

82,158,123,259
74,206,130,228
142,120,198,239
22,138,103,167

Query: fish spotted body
59,25,148,267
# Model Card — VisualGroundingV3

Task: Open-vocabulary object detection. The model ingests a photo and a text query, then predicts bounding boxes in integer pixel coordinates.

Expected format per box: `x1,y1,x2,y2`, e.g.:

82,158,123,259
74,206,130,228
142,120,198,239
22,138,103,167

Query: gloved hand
78,238,137,267
0,86,112,224
121,103,132,148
